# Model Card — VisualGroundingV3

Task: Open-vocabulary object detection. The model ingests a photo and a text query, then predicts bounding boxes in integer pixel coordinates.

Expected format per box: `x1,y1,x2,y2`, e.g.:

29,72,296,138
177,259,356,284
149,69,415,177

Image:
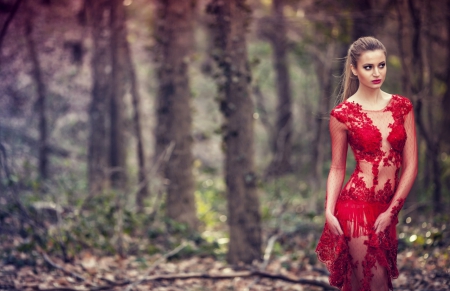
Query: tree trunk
407,0,424,93
154,0,198,229
309,43,336,211
443,0,450,146
109,0,127,190
266,0,292,177
207,0,262,264
123,17,148,213
395,0,412,98
396,0,443,213
87,0,112,195
25,11,48,181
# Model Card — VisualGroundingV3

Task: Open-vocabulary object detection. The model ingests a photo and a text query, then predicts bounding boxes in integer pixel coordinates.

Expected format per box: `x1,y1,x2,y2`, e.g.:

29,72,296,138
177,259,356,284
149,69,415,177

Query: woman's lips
372,79,382,84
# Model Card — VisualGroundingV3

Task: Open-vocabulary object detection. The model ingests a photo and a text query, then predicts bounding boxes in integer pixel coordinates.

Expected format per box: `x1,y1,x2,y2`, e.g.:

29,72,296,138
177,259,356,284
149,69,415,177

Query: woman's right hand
325,210,344,236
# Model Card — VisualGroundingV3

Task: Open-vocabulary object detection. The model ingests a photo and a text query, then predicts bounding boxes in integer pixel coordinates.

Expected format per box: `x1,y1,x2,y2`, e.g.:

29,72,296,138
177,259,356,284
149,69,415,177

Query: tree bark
87,0,112,195
265,0,292,177
109,0,127,190
25,10,48,180
154,0,198,229
207,0,262,264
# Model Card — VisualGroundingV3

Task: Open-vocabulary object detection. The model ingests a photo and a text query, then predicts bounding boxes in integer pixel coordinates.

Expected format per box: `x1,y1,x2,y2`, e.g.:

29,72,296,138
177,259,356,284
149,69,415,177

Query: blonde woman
316,36,418,291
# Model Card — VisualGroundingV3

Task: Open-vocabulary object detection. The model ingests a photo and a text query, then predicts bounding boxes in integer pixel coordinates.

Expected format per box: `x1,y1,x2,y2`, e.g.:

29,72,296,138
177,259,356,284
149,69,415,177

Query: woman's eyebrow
362,61,386,66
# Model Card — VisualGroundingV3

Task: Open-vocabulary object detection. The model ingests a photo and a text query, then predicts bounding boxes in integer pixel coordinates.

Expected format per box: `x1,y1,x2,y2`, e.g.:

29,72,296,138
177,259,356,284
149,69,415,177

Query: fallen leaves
2,246,448,291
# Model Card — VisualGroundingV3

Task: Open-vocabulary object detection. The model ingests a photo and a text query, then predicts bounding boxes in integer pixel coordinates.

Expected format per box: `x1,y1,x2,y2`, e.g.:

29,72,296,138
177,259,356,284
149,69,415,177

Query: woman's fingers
374,219,380,232
330,217,343,235
333,222,343,235
332,226,341,236
326,214,344,236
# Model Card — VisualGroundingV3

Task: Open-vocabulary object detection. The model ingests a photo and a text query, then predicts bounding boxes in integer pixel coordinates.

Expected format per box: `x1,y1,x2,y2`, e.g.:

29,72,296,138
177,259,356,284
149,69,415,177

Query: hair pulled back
338,36,387,104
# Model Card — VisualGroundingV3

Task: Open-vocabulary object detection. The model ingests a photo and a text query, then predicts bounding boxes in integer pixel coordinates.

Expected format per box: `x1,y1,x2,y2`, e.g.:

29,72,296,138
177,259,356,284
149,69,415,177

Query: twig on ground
33,288,88,291
124,241,188,291
261,234,279,270
40,251,87,283
246,233,280,290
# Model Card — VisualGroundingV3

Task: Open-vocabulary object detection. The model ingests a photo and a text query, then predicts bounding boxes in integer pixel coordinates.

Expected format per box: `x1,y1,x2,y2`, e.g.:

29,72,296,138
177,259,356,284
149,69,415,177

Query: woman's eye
364,66,372,70
379,63,386,68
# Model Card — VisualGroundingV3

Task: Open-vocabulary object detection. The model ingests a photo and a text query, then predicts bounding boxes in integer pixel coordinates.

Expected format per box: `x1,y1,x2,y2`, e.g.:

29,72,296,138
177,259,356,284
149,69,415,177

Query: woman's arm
325,115,348,235
374,109,418,233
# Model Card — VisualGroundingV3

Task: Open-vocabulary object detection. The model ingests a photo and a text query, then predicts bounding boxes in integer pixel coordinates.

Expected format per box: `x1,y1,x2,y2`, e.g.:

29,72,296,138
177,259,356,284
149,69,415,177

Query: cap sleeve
389,95,413,121
330,104,349,125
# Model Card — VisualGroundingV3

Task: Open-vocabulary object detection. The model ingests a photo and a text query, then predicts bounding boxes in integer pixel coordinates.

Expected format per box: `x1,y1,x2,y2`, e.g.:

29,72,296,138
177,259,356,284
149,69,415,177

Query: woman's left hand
374,211,392,234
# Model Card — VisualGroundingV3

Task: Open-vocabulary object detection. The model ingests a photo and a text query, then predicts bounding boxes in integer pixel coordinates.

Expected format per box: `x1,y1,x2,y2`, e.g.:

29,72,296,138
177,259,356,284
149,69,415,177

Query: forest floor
1,233,449,291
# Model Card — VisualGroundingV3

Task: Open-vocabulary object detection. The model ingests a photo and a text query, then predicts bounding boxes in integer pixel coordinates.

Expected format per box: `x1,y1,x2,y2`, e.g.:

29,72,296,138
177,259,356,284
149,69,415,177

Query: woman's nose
373,68,380,76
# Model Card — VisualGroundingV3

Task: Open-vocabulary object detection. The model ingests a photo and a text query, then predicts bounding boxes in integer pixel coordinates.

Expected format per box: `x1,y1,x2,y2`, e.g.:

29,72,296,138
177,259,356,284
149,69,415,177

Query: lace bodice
329,95,415,204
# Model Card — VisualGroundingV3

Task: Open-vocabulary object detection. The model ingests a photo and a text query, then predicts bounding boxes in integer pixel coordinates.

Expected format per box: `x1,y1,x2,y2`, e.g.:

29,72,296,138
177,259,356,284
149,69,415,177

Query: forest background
0,0,449,290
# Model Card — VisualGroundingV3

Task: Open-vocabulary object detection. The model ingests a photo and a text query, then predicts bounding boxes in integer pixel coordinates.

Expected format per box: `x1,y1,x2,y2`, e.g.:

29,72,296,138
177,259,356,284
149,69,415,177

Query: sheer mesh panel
316,95,418,291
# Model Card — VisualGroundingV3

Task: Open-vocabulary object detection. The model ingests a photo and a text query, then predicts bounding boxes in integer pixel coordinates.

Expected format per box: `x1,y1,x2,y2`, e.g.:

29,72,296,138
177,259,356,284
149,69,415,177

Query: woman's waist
355,160,399,174
335,200,390,223
336,199,389,209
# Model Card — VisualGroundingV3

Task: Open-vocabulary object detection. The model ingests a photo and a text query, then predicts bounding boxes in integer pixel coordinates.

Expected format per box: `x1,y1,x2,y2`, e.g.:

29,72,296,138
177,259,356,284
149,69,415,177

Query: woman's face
350,49,386,90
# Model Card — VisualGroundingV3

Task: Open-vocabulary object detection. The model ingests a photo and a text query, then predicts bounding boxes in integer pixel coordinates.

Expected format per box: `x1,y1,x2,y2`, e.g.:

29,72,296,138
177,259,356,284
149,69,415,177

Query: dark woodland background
0,0,449,290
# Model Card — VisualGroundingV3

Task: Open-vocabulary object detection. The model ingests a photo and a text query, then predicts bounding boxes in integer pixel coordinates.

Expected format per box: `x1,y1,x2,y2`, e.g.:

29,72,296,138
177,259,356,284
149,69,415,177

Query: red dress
316,95,417,291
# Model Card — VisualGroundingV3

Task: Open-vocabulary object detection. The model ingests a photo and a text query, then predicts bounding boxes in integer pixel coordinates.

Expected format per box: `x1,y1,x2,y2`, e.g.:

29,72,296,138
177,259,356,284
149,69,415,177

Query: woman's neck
354,87,386,105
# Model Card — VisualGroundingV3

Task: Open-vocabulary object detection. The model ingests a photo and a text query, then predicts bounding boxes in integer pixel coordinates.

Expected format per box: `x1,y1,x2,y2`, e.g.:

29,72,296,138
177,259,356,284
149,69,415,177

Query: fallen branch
132,269,338,290
40,252,88,283
124,241,188,291
36,288,88,291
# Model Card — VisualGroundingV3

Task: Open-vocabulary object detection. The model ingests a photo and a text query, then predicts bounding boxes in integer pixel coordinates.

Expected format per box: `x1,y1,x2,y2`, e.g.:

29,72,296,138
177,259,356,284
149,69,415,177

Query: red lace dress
316,95,418,291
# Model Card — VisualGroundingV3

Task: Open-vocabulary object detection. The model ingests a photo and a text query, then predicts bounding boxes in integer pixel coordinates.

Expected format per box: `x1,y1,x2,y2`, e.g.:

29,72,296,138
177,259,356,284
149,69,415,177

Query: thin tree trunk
25,12,47,180
395,0,412,98
154,0,198,229
207,0,262,264
430,144,442,213
123,19,148,213
110,0,127,190
407,0,424,93
418,0,433,206
396,0,443,213
409,0,442,213
109,0,129,257
87,0,112,195
252,85,273,138
266,0,292,177
443,0,450,145
309,44,336,211
0,0,23,55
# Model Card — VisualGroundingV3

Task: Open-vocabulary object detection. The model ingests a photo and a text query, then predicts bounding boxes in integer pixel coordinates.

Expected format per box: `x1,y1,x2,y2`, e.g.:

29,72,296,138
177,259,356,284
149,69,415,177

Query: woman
315,36,418,291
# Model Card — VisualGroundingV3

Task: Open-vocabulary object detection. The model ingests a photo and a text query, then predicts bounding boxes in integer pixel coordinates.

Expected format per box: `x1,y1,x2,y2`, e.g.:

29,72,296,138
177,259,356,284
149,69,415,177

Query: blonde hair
337,36,387,104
